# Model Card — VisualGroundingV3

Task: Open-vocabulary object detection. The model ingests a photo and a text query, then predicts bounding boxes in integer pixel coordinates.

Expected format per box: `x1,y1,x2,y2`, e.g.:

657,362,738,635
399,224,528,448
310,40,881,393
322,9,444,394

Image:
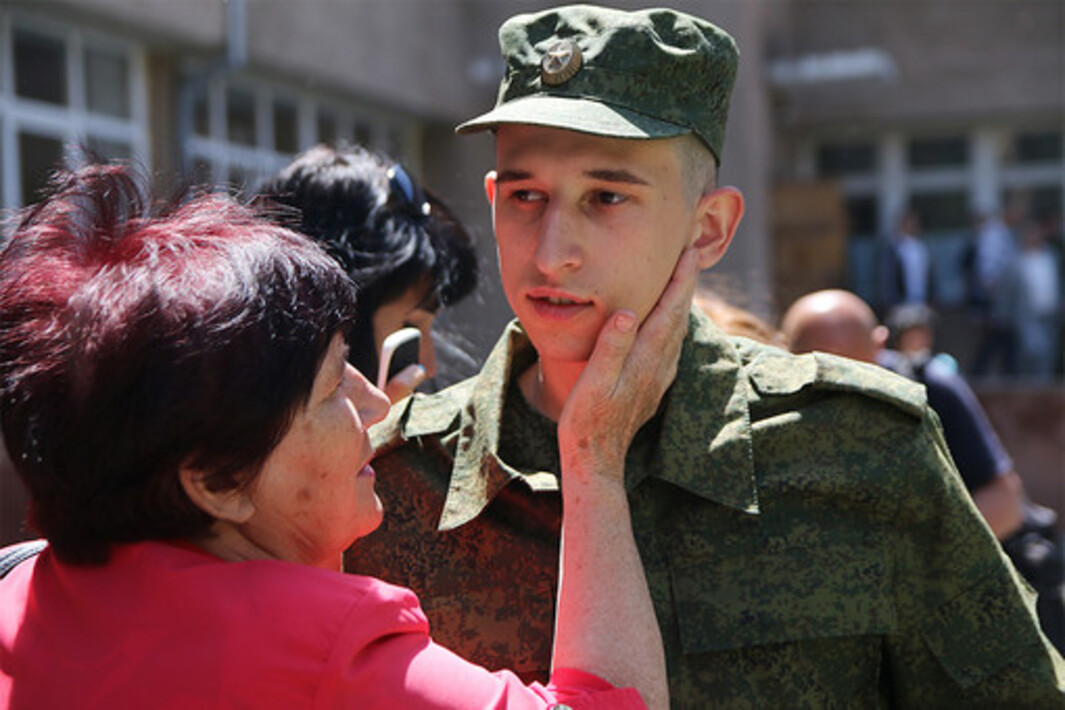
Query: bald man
781,289,1024,539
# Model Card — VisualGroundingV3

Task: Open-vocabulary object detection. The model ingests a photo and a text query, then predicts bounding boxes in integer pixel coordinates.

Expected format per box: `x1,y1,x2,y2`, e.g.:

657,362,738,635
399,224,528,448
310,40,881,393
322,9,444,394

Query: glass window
910,190,969,233
908,137,968,170
226,88,257,146
317,112,337,145
187,157,213,186
19,132,65,206
844,194,879,238
226,166,255,198
86,137,132,161
192,87,210,136
85,47,130,118
14,29,67,105
273,99,298,153
1029,185,1063,223
817,143,876,177
1005,185,1064,224
1014,131,1063,164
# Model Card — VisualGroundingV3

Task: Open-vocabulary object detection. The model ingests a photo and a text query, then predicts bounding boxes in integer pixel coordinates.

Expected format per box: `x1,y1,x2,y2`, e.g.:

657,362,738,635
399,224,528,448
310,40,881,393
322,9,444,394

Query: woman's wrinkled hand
558,247,698,479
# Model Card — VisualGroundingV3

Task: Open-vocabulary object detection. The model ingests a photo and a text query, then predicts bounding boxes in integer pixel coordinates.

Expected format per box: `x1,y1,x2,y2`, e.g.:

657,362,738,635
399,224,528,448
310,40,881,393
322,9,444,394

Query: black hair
255,144,478,377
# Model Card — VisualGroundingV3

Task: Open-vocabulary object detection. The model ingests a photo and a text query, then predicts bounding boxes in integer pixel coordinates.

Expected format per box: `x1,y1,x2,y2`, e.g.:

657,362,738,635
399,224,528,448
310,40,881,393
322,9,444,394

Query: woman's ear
691,186,745,270
179,467,255,524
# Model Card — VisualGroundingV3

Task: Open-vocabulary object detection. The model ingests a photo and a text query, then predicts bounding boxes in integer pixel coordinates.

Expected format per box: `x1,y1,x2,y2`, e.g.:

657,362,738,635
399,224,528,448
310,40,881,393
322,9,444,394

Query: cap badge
540,39,582,86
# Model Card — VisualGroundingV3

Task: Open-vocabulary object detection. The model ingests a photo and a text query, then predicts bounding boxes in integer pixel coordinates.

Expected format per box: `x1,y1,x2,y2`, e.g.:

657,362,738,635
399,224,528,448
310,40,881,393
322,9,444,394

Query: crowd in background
875,199,1063,383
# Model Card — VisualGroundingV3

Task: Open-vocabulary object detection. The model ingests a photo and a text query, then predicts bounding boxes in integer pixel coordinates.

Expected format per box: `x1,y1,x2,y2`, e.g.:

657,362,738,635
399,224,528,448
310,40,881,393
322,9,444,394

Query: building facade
0,0,1062,544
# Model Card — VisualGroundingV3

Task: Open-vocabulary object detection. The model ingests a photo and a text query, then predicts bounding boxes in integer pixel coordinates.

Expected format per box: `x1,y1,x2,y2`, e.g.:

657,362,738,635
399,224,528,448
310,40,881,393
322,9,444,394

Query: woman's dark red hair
0,162,358,564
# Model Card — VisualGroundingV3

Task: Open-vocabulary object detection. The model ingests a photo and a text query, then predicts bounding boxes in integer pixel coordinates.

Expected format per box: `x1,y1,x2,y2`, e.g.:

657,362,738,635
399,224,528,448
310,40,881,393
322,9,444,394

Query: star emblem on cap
540,39,582,86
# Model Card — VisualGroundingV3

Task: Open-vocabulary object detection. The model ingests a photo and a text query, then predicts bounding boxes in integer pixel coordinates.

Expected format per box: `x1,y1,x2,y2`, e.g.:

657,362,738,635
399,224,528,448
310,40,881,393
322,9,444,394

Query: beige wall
770,0,1064,131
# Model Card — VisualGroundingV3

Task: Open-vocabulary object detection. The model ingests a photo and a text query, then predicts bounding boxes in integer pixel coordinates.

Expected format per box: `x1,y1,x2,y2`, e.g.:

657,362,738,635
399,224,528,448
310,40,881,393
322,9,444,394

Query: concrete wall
769,0,1064,131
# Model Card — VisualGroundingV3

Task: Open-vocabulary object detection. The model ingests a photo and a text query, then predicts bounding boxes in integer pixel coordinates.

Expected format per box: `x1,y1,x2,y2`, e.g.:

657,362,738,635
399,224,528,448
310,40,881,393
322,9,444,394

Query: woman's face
371,278,439,380
236,333,390,570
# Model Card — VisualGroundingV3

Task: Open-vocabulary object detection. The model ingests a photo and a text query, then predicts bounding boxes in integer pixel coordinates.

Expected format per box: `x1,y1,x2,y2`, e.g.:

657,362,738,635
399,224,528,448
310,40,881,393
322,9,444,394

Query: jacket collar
435,309,759,531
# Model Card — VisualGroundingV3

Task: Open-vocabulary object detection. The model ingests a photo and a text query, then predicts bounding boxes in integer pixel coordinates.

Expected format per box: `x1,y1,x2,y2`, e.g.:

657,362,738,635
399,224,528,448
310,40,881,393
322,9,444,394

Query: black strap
0,539,47,579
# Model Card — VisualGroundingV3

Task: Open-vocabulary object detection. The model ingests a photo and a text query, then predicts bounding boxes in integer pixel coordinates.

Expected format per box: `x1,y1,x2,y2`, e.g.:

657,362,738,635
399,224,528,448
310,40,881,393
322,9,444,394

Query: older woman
0,163,685,708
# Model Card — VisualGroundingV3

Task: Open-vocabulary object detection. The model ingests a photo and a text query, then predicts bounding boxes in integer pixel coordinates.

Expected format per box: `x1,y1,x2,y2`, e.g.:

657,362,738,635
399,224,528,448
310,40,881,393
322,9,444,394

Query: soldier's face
486,125,702,364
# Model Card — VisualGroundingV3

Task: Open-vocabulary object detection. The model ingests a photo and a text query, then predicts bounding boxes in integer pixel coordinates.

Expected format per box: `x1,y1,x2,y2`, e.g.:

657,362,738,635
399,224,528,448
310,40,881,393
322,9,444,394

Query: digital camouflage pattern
347,308,1065,708
456,5,738,164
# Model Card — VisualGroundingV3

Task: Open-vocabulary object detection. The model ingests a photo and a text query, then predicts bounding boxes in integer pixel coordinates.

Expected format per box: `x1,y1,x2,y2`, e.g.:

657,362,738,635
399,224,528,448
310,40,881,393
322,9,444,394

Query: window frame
0,10,149,209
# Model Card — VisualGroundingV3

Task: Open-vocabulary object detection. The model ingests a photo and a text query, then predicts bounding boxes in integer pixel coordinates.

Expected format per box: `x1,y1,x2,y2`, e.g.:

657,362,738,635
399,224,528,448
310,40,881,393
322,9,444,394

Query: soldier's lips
526,292,592,320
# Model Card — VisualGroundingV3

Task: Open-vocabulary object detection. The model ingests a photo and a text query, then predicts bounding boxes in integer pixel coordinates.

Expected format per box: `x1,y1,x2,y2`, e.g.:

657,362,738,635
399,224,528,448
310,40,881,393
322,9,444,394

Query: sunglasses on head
387,164,431,218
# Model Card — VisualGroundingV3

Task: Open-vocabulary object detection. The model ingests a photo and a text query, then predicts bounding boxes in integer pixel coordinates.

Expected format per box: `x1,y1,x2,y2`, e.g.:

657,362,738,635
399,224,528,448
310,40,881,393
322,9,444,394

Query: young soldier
349,5,1065,706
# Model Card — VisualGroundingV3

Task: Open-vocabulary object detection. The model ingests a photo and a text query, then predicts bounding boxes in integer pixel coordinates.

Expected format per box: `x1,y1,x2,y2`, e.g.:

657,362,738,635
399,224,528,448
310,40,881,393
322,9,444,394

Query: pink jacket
0,541,642,709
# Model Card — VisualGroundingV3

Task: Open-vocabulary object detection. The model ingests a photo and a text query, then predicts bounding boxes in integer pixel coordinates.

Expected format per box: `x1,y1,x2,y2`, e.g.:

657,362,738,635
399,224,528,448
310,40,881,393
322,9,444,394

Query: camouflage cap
456,4,739,164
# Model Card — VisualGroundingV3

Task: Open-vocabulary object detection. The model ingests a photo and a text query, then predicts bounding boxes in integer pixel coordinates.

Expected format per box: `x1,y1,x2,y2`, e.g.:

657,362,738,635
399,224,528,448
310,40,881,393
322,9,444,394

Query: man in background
783,288,1065,651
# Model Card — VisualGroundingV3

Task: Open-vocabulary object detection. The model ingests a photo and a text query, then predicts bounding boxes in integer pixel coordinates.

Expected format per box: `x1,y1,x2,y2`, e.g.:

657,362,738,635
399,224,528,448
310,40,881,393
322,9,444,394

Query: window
85,47,130,118
19,132,65,205
193,88,210,136
273,100,298,153
86,136,132,161
14,29,66,105
226,87,257,146
910,190,969,233
317,111,338,146
182,76,421,195
0,15,148,208
1005,185,1064,224
843,194,879,237
817,142,876,177
908,136,968,170
1013,131,1063,165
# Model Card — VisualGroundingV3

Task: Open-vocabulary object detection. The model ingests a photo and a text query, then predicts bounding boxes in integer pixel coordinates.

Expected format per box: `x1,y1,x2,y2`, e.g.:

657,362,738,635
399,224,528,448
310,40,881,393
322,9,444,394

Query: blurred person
693,286,784,347
0,162,676,708
883,303,959,375
783,289,1065,652
350,6,1065,706
969,205,1022,379
1009,221,1062,380
875,207,935,315
256,144,479,402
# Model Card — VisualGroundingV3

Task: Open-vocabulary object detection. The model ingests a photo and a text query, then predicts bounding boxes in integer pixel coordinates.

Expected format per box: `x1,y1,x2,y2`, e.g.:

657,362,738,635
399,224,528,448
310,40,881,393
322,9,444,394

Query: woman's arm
553,247,698,710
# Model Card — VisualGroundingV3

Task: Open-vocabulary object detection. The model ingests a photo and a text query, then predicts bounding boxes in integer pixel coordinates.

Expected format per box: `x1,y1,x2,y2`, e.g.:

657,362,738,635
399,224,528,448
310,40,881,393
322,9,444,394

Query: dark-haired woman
0,163,680,709
257,144,479,402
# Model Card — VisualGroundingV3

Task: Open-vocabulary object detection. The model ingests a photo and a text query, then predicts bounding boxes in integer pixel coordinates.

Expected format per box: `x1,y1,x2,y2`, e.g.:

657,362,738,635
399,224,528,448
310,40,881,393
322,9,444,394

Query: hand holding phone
376,327,424,393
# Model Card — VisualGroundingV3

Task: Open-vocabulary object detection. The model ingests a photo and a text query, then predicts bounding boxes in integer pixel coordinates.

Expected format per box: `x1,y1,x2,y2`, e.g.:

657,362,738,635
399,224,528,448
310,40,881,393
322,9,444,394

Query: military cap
457,4,739,164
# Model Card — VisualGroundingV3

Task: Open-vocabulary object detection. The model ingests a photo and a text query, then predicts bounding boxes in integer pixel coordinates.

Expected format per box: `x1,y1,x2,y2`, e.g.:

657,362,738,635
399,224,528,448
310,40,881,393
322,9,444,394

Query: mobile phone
376,327,422,390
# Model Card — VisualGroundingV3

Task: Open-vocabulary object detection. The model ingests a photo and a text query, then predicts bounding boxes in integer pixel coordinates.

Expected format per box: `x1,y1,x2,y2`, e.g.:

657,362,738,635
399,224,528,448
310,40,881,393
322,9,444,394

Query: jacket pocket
669,538,896,654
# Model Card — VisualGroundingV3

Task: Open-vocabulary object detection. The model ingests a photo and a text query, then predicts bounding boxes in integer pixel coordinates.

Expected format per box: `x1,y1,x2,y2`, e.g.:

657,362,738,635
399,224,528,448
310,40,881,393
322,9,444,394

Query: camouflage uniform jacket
348,308,1065,709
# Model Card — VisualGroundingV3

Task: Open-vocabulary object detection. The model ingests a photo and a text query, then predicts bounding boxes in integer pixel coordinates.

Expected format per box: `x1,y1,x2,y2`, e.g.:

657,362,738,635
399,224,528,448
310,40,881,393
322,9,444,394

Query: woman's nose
349,364,391,427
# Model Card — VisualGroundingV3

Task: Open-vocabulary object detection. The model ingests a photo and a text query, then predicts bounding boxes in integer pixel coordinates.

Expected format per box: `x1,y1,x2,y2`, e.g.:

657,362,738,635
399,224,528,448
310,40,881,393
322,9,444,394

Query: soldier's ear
691,186,744,270
484,171,498,206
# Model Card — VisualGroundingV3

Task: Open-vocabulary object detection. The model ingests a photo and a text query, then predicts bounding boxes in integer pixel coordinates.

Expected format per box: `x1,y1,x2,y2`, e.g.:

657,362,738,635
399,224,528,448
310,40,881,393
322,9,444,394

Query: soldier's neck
517,357,584,423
